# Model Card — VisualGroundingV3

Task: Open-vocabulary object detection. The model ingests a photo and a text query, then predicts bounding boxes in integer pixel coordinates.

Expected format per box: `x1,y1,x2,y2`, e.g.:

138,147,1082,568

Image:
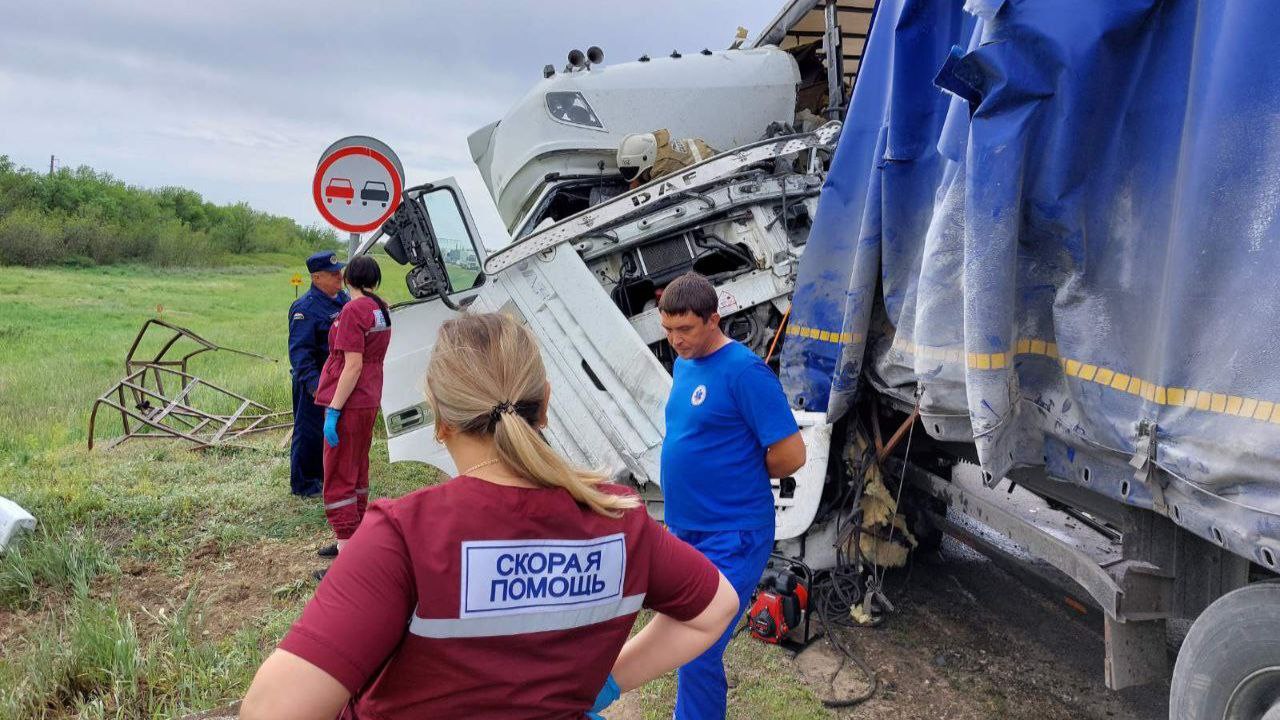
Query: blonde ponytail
425,312,640,517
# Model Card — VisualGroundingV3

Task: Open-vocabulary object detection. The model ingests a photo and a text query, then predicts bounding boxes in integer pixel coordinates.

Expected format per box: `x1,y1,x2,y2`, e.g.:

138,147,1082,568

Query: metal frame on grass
88,320,290,451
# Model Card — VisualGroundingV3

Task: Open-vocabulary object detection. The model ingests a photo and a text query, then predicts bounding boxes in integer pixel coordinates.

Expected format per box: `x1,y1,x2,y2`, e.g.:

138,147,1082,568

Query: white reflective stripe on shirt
325,496,357,510
407,593,645,639
354,488,369,495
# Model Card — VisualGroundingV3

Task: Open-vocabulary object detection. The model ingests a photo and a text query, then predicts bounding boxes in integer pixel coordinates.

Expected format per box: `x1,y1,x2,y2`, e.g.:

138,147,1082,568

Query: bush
151,220,218,267
61,208,125,265
0,208,62,266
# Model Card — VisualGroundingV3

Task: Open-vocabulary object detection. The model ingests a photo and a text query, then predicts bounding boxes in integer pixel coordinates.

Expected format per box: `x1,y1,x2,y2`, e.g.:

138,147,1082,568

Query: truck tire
1170,582,1280,720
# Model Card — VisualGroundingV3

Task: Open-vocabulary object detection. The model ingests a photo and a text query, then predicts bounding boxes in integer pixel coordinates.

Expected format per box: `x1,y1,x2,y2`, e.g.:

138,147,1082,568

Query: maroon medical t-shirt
314,295,391,410
312,293,386,409
278,477,719,719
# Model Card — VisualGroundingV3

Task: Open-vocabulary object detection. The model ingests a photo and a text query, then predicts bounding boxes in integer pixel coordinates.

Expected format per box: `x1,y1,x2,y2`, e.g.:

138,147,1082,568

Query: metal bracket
1128,420,1167,512
1104,615,1168,690
1104,553,1174,692
1111,559,1175,622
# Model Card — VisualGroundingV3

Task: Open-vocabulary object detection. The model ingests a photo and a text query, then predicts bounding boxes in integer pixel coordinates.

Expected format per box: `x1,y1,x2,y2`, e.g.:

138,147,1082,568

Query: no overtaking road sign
313,135,404,234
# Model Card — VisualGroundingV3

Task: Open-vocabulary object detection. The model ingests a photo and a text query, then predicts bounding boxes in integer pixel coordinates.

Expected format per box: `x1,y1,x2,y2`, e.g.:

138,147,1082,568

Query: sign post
312,136,405,260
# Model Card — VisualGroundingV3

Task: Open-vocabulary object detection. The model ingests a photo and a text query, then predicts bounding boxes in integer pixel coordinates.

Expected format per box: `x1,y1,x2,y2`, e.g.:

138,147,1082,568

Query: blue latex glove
586,674,620,719
323,407,341,447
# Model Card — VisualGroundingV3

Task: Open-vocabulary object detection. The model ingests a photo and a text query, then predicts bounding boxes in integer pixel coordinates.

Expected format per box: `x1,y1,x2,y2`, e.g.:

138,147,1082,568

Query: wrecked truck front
378,127,842,539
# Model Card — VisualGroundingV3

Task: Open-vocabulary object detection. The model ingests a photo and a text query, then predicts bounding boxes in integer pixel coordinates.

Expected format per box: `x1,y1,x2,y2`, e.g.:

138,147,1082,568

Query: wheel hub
1226,666,1280,720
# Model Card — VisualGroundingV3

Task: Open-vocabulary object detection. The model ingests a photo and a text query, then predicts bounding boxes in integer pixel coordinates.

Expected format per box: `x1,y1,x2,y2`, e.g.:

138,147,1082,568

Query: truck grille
638,235,695,277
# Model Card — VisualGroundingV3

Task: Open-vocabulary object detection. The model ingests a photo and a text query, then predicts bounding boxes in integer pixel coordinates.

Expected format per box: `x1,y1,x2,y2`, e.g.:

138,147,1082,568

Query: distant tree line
0,155,338,267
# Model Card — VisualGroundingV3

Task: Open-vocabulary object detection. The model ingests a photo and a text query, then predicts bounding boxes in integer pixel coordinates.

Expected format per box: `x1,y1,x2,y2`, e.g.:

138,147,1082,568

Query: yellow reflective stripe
787,324,861,346
805,330,1280,425
1256,401,1274,421
1226,396,1243,416
981,336,1280,426
887,337,966,360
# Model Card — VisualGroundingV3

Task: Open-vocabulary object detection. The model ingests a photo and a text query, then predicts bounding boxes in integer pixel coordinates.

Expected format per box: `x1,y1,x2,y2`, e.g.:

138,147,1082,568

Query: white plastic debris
0,496,36,552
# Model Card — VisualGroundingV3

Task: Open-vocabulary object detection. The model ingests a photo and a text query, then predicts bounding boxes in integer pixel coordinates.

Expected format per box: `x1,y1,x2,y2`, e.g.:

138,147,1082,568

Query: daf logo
691,385,707,406
629,171,700,208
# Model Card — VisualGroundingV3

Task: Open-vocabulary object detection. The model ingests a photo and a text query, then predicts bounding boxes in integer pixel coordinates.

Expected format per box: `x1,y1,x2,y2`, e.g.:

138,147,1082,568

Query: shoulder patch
291,312,306,321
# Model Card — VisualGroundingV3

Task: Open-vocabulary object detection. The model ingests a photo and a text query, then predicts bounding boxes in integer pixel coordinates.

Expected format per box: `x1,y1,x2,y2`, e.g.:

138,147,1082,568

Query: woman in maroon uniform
243,312,738,719
312,255,392,569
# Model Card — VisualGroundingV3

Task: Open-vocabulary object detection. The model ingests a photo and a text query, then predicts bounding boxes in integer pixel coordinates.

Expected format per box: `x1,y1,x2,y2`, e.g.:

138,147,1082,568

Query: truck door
377,175,674,493
380,178,486,475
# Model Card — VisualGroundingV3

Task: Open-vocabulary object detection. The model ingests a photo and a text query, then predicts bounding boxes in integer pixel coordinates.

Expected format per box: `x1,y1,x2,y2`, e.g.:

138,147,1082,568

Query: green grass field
0,259,830,719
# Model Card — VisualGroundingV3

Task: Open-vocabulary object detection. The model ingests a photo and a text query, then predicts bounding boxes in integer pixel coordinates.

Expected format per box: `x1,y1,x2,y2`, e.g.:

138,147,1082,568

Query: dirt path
105,534,326,641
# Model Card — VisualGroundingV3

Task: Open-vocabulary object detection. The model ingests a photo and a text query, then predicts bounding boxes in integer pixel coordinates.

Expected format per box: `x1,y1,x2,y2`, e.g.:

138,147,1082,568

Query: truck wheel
1170,582,1280,720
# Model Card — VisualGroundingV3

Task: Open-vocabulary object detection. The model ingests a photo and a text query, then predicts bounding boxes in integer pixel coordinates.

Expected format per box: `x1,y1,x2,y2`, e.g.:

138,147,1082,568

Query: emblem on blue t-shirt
691,384,707,406
459,534,626,617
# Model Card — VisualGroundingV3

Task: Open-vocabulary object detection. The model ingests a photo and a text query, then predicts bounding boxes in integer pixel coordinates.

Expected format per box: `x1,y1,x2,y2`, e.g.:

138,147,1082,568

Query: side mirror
378,185,484,306
379,190,454,306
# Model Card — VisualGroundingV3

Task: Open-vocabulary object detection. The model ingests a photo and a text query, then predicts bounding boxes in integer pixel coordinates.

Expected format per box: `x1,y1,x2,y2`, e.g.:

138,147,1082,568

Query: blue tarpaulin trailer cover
781,0,1280,557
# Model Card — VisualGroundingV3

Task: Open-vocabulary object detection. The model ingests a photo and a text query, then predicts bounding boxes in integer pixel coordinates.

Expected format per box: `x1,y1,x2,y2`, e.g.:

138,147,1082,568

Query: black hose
694,232,755,269
808,565,879,707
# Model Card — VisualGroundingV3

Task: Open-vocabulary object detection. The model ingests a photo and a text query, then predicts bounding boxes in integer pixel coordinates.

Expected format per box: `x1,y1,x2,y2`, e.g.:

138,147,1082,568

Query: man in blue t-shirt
658,272,806,719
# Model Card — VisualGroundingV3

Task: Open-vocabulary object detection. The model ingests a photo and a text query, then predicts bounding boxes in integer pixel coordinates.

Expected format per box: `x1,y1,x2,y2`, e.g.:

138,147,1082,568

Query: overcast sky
0,0,783,246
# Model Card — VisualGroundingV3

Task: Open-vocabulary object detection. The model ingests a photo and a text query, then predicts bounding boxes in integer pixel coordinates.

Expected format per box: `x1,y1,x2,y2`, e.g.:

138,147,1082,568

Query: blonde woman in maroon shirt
244,312,739,720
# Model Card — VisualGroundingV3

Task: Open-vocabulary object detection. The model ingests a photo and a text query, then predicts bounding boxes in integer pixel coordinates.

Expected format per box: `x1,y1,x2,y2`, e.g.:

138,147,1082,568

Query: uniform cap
306,251,345,274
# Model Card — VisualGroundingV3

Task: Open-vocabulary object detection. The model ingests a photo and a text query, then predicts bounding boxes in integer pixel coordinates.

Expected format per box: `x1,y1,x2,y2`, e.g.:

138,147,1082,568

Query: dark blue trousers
289,378,325,496
668,526,775,720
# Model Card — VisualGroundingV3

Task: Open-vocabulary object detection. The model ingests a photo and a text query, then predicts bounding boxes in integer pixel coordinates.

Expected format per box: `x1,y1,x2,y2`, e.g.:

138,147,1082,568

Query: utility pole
49,155,55,176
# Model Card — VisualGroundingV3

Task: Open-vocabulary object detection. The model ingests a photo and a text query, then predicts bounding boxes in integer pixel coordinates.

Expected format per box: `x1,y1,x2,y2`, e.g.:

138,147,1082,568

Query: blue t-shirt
660,341,800,531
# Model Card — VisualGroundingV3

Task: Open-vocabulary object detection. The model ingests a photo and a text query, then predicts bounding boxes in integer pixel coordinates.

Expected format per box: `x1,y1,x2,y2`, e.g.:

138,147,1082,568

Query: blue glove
323,407,341,447
586,674,620,719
